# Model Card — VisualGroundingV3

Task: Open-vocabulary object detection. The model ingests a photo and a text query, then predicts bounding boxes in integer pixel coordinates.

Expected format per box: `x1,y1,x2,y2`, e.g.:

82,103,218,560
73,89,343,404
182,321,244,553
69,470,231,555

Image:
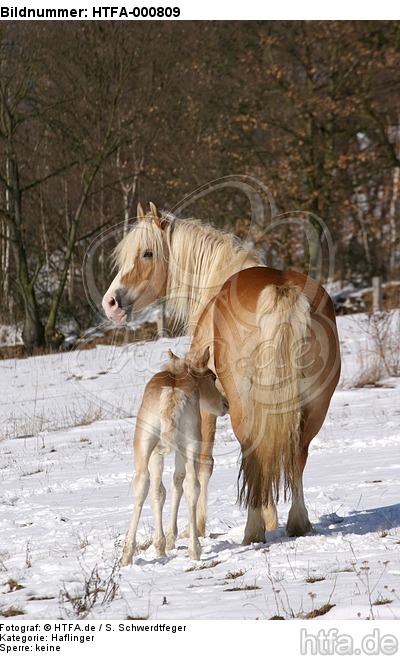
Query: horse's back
193,266,340,433
216,266,336,320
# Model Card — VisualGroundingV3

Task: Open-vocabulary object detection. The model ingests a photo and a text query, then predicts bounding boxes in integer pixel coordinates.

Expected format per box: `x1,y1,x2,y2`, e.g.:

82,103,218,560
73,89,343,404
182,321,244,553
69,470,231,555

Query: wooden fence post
372,276,382,312
156,305,165,336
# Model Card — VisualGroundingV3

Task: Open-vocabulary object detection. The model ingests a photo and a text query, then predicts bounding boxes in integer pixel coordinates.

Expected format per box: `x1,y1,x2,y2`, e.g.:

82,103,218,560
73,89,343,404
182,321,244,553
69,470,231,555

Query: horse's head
102,202,169,323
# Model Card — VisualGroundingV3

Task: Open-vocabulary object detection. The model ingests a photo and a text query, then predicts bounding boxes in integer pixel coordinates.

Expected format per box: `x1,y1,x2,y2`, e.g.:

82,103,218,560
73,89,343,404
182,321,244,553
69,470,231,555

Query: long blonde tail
239,284,310,508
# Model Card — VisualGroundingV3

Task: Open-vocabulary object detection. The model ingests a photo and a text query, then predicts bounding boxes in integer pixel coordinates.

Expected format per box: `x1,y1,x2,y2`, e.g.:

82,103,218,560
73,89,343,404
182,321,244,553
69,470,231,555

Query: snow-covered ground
1,314,400,620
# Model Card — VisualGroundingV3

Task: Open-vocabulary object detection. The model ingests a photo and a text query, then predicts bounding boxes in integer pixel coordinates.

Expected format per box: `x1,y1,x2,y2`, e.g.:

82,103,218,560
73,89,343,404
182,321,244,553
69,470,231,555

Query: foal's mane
114,212,262,331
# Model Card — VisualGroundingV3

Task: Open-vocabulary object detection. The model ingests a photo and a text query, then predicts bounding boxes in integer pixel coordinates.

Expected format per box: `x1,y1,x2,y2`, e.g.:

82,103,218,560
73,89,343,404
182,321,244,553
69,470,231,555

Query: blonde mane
114,212,262,331
166,218,261,330
113,217,166,275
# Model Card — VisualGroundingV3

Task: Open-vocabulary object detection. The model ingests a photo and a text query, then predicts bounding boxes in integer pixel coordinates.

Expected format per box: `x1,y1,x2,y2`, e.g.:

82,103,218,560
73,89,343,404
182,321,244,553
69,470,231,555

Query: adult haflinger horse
102,203,341,545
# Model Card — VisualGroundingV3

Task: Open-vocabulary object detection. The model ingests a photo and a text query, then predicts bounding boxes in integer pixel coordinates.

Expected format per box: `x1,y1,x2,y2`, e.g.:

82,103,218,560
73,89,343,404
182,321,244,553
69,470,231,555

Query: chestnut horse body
102,203,341,544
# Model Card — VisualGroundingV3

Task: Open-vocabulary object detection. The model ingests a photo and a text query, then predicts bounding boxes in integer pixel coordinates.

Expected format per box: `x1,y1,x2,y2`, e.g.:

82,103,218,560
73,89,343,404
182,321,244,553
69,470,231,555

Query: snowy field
1,313,400,621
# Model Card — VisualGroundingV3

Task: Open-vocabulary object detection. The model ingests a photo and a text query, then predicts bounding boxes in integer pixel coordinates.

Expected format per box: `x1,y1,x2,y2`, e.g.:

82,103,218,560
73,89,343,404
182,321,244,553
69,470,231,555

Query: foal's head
102,203,169,323
169,348,229,417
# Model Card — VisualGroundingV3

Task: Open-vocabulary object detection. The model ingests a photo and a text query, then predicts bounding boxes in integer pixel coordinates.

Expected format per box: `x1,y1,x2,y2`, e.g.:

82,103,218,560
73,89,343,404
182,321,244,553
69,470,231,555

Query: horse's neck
166,226,260,330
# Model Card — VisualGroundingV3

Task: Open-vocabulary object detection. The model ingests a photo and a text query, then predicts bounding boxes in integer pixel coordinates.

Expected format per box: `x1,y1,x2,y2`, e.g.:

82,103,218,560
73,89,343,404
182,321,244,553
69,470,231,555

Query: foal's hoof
155,549,167,558
166,536,176,551
180,525,206,539
120,554,133,567
179,527,190,539
188,543,201,560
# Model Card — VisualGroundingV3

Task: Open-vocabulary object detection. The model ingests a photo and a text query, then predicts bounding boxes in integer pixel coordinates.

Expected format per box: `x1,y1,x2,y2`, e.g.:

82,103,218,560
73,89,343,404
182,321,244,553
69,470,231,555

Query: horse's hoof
179,527,190,539
242,532,266,546
286,521,312,537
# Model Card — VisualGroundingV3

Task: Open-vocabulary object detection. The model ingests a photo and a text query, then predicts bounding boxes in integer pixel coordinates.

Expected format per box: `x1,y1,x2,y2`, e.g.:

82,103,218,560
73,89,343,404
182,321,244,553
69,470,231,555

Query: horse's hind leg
243,496,278,545
286,400,330,537
243,506,265,545
286,445,312,537
149,450,167,557
121,470,150,566
166,451,185,550
263,494,278,532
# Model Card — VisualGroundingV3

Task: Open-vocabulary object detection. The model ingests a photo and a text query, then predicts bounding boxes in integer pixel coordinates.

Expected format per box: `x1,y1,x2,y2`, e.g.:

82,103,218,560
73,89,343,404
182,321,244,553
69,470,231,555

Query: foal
121,347,228,565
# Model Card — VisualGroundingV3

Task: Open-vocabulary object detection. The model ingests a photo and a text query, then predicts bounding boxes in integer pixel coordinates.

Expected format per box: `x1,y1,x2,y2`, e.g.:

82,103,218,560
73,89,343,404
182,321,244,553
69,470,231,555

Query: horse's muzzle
102,288,133,324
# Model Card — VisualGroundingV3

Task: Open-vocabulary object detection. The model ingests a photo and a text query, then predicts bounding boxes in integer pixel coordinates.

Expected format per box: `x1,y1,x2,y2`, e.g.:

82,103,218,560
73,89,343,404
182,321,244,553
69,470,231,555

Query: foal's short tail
159,387,188,449
239,284,310,508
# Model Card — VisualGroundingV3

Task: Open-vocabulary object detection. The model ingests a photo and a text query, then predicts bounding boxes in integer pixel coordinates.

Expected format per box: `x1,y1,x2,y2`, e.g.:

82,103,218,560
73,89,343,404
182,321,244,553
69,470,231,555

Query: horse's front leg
197,409,217,536
194,409,216,536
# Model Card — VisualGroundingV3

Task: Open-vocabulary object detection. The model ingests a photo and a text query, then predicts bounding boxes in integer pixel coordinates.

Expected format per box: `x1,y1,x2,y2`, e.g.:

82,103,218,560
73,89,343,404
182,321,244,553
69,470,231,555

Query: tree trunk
9,222,45,351
7,154,45,351
45,166,101,346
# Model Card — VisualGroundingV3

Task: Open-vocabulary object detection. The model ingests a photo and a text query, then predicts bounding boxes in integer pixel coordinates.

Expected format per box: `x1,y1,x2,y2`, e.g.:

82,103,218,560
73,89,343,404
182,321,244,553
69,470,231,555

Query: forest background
0,21,399,350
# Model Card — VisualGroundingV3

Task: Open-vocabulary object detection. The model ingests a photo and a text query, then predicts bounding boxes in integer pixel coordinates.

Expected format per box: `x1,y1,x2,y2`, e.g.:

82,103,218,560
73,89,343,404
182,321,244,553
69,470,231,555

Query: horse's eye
143,249,153,259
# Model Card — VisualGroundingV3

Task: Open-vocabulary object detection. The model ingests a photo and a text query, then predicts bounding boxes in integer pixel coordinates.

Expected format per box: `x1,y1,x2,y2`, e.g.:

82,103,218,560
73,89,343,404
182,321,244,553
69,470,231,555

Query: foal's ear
198,346,210,368
137,203,145,220
168,349,179,362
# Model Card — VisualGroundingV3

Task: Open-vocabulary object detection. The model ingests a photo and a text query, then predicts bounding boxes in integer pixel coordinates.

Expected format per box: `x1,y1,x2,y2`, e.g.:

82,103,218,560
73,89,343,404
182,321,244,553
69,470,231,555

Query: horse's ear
137,203,145,220
149,202,169,231
168,349,178,361
149,202,162,221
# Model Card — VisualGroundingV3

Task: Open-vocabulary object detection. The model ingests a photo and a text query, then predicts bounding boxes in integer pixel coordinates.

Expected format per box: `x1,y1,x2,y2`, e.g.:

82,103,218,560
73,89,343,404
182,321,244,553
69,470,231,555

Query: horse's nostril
109,296,116,307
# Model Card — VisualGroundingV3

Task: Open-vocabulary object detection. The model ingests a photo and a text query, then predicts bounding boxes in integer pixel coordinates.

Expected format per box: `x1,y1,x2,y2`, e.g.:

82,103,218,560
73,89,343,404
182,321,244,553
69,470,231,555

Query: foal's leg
180,410,215,539
149,450,167,557
121,470,150,566
121,435,152,566
183,449,201,560
166,451,186,551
